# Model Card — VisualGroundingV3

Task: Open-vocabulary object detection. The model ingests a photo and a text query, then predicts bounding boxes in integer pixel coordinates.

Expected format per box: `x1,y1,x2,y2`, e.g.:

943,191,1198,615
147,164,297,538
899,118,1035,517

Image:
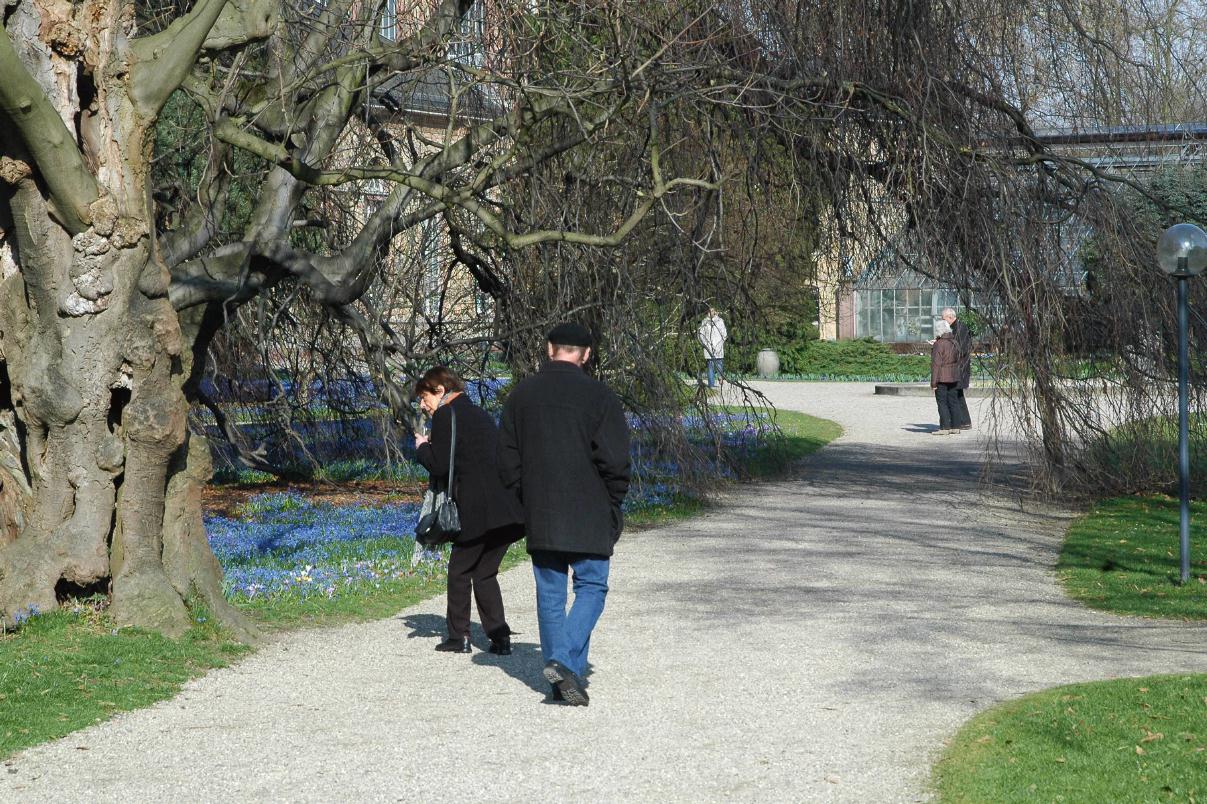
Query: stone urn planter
756,348,780,378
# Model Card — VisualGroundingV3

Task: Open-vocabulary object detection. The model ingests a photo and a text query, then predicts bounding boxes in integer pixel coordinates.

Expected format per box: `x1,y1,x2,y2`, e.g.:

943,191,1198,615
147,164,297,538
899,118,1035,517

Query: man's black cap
546,323,593,347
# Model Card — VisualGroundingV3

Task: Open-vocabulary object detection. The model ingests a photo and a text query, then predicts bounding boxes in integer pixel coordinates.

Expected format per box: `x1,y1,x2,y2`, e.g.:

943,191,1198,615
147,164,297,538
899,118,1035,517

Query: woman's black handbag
415,408,462,546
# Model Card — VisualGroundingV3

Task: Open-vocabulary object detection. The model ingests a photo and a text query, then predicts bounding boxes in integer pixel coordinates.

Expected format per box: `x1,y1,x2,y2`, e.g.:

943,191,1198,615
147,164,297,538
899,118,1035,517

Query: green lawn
1083,414,1207,497
933,674,1207,802
1058,495,1207,620
737,407,843,478
0,604,248,758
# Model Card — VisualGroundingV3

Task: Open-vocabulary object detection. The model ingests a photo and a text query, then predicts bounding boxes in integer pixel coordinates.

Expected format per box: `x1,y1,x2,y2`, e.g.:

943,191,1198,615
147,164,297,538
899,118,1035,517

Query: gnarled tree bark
0,0,267,637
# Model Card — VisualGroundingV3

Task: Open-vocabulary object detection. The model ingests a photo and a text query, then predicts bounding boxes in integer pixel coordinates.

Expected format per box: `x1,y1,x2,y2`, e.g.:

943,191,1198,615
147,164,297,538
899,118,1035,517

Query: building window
449,1,485,66
854,287,963,342
422,222,443,319
380,0,397,41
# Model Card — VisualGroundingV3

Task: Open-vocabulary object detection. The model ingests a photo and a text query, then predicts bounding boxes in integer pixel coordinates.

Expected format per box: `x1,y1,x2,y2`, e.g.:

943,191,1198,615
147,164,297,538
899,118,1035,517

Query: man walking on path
942,307,973,430
498,323,631,706
698,307,728,388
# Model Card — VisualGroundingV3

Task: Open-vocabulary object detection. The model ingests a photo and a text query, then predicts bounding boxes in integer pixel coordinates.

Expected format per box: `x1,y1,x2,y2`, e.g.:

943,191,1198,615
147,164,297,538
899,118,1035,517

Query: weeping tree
896,0,1207,493
708,0,1207,494
3,0,1191,637
0,0,727,636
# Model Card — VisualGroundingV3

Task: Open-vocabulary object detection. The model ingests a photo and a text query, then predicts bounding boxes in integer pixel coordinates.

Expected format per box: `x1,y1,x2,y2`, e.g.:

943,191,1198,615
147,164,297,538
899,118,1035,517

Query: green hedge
736,338,930,380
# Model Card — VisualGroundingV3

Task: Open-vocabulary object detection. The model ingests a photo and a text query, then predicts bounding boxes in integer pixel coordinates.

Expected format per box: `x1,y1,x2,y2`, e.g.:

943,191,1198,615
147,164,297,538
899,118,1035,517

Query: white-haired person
930,319,962,435
941,307,973,429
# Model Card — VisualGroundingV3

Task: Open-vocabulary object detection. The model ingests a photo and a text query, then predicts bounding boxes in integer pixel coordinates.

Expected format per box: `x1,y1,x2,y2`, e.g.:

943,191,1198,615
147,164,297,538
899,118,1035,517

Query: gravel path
4,382,1205,803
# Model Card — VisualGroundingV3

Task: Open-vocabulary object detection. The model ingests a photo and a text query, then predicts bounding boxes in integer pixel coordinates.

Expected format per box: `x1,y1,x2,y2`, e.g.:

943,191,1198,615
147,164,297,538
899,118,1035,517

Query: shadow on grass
1058,495,1207,620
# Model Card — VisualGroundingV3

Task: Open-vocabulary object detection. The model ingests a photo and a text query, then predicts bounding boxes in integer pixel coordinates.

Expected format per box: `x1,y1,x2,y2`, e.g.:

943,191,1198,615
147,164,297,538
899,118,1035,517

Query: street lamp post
1157,223,1207,584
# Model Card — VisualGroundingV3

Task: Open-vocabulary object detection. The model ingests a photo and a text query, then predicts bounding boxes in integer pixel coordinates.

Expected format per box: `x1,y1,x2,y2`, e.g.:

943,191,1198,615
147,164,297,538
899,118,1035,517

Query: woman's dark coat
415,394,523,543
931,333,960,386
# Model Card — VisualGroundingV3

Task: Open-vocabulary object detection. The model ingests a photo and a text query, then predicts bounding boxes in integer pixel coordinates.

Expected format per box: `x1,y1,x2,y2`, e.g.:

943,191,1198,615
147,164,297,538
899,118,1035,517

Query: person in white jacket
698,307,728,388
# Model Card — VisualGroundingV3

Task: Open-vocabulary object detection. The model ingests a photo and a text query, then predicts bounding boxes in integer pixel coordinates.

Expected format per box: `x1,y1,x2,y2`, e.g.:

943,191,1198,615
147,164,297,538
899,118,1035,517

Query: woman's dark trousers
445,527,517,640
934,382,960,430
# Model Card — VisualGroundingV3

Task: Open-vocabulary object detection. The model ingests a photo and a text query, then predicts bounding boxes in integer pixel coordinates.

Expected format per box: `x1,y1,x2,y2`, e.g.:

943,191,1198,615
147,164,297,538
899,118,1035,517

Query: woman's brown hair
413,366,465,397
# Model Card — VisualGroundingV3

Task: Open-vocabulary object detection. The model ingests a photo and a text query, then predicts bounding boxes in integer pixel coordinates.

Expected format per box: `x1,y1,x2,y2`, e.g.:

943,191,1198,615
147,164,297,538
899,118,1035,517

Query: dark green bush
736,337,930,380
727,320,819,374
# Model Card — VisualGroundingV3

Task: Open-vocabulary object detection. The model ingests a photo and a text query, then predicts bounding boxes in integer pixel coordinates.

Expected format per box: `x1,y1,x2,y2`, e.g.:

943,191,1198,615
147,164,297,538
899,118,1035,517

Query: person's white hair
941,307,957,320
934,319,952,336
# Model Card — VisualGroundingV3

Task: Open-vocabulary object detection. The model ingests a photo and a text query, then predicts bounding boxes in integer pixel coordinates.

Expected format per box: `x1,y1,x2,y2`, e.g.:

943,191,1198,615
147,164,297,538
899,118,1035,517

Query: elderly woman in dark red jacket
930,319,962,435
414,367,524,654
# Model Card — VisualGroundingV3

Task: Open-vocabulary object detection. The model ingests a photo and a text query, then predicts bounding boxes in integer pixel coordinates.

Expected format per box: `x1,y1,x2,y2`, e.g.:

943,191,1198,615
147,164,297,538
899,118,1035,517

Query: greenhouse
853,279,964,343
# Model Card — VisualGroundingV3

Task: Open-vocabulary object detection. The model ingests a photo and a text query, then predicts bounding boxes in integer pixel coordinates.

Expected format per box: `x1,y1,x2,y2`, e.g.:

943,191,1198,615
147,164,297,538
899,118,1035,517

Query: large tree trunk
0,0,255,639
0,186,252,639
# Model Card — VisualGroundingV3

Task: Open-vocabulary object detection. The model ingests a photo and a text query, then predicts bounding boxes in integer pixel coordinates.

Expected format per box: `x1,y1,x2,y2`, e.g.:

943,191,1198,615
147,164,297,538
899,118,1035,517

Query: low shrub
735,338,931,380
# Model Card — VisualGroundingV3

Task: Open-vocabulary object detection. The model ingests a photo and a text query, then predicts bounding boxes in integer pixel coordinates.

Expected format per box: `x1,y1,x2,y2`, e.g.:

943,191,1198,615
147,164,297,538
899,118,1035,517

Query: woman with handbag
413,367,525,654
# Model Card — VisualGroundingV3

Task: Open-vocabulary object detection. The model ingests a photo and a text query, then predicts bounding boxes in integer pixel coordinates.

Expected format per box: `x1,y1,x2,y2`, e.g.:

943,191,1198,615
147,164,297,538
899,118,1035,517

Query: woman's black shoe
486,626,512,655
435,636,471,653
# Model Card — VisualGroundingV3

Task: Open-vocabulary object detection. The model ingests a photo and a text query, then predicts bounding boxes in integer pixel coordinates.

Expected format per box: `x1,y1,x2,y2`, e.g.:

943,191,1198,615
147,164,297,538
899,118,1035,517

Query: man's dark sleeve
497,395,523,498
415,407,451,478
956,321,973,386
956,321,972,357
592,391,631,507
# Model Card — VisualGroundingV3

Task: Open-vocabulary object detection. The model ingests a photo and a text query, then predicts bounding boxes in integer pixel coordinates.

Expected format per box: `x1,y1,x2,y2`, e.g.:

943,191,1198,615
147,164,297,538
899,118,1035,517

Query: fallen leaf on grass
1141,731,1164,743
1135,745,1146,755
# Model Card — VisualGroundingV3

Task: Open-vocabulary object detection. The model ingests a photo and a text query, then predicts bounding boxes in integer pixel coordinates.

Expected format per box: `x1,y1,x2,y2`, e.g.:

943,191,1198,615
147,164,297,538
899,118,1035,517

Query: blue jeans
531,551,610,679
706,358,723,388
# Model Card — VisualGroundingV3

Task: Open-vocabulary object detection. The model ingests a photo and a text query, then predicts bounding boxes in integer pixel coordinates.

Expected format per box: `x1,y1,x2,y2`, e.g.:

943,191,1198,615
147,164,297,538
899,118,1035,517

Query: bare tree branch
0,29,98,233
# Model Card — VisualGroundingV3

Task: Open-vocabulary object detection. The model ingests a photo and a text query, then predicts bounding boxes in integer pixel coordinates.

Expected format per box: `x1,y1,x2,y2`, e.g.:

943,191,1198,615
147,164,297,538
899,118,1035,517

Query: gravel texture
3,382,1205,803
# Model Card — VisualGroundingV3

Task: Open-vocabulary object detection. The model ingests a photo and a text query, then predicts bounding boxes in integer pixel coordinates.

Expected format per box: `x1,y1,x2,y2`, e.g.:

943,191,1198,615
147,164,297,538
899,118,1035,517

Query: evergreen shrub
735,335,930,380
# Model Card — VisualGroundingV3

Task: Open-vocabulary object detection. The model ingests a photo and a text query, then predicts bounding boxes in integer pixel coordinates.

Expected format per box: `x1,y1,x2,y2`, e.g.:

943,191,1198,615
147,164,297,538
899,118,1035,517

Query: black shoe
542,660,589,706
435,636,471,653
486,626,512,655
548,684,564,702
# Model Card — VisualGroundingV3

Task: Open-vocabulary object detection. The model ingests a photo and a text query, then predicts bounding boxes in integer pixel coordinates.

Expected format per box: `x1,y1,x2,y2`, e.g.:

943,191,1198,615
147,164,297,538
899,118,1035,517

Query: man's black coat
497,360,631,556
416,394,523,543
952,318,973,390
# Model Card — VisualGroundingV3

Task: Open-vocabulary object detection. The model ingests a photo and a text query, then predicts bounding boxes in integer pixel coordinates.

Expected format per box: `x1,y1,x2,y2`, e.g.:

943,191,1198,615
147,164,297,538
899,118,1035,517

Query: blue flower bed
206,492,442,603
206,409,781,603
